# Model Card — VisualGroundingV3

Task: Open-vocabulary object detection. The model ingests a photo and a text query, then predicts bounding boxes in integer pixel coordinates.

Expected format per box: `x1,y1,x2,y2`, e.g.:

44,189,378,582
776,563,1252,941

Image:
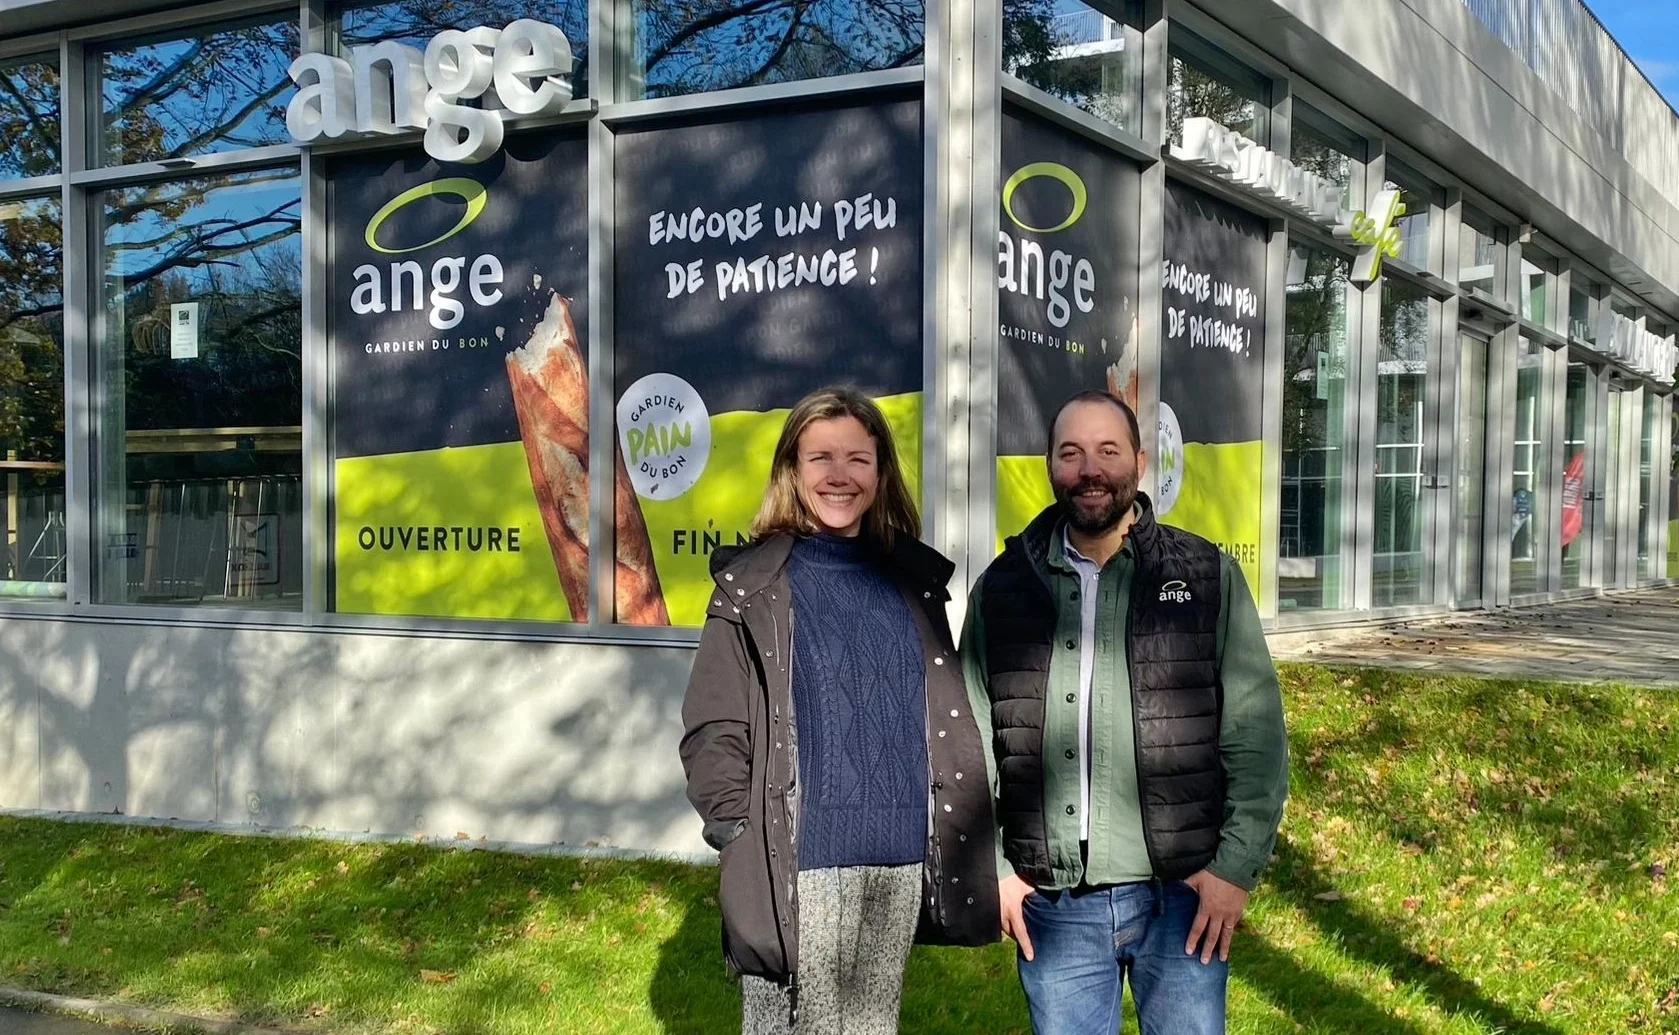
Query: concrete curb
0,987,299,1034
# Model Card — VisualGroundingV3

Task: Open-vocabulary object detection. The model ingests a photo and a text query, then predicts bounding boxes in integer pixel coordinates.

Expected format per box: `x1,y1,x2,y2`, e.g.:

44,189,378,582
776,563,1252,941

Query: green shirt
960,533,1289,892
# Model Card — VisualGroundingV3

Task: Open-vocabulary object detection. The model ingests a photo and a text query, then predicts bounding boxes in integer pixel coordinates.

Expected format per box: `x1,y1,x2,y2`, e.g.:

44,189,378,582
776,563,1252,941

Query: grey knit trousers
740,864,923,1035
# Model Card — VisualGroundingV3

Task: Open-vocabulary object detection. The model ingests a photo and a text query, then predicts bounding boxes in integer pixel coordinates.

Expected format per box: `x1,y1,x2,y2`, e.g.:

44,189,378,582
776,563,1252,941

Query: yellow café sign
1341,188,1407,283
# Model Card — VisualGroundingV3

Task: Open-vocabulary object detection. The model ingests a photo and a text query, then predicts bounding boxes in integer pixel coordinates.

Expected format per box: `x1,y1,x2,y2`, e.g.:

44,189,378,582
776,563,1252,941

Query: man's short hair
1048,390,1141,456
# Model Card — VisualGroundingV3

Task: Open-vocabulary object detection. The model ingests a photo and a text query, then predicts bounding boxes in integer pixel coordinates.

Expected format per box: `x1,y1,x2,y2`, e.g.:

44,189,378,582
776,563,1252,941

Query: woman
680,387,999,1035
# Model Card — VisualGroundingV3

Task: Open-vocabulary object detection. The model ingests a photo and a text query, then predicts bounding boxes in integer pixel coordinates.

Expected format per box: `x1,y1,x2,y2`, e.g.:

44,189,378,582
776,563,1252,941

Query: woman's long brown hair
750,387,920,548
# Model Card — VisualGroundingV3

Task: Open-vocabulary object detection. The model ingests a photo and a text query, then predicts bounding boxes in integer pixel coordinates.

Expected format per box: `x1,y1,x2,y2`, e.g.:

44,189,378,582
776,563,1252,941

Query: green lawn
0,665,1675,1034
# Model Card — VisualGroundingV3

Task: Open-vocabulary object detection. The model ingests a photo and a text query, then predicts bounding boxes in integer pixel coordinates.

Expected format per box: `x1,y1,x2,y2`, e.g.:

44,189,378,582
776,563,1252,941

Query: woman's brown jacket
678,533,1001,985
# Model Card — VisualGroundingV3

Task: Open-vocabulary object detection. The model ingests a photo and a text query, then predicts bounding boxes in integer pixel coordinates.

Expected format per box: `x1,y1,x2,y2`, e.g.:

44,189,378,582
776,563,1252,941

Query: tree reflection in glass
1281,243,1350,611
1167,53,1256,145
94,17,297,167
0,55,61,180
1003,1,1140,133
96,170,303,607
1374,279,1431,606
339,0,590,98
0,195,66,592
629,0,923,98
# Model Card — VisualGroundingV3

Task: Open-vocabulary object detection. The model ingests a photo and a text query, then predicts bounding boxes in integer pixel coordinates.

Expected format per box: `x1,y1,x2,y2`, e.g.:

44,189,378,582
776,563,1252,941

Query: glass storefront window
1280,242,1351,612
1570,279,1597,343
1166,42,1265,146
1521,252,1557,327
1639,394,1657,580
1382,163,1431,271
93,16,297,168
1291,110,1360,212
1459,209,1502,299
0,195,66,597
1455,333,1489,606
1004,1,1141,134
1561,363,1590,589
339,0,590,98
94,169,302,608
1669,398,1678,580
0,54,61,180
627,0,923,99
1374,278,1432,606
1510,336,1545,594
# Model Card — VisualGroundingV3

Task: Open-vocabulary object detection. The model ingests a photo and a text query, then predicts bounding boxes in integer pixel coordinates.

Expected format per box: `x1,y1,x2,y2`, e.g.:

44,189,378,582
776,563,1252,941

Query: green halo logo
1002,162,1088,234
364,178,489,255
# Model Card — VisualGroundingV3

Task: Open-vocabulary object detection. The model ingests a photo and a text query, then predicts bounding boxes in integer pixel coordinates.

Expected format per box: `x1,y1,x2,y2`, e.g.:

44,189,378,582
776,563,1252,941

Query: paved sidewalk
1270,586,1679,687
0,1007,117,1034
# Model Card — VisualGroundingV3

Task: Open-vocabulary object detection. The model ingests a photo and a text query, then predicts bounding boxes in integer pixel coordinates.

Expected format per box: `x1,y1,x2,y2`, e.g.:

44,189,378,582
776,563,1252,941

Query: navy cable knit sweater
788,533,928,870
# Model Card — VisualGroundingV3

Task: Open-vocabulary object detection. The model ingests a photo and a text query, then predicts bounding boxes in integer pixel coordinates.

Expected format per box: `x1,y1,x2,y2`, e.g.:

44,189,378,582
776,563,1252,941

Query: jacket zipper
771,603,800,1027
924,668,947,927
1127,568,1164,881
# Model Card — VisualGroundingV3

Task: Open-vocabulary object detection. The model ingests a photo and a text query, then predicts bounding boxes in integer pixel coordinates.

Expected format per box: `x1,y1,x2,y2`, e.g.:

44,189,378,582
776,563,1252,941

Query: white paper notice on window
170,302,200,360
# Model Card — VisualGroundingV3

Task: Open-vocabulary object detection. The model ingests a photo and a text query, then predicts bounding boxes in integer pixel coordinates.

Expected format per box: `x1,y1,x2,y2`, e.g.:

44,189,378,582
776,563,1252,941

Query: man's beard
1053,470,1140,535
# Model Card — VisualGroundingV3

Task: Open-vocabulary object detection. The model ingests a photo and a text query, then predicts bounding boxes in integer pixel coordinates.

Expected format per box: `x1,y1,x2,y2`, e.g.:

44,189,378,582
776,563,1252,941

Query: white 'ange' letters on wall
285,19,574,163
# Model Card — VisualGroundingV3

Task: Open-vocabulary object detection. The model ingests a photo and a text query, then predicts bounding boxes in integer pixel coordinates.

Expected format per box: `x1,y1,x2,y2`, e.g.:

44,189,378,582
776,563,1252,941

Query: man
961,390,1288,1035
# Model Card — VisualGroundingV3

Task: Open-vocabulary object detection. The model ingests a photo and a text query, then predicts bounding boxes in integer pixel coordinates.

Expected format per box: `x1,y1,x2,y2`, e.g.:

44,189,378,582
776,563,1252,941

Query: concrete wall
1199,0,1679,316
0,616,707,854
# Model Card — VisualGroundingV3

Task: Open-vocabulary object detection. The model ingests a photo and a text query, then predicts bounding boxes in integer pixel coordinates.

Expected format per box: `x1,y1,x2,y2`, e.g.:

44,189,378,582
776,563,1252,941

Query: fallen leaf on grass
1403,896,1423,912
538,982,552,996
1313,891,1344,902
419,970,457,985
256,927,271,938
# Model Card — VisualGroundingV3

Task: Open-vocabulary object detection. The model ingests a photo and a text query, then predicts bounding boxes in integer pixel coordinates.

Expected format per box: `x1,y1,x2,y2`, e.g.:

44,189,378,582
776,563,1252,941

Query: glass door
1639,397,1659,580
1454,333,1489,607
1509,338,1546,596
1374,279,1438,606
1561,363,1593,589
1605,387,1631,588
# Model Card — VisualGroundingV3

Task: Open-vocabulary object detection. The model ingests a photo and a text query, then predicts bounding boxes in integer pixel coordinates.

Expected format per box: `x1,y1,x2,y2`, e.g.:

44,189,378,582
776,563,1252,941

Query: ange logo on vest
1158,579,1192,604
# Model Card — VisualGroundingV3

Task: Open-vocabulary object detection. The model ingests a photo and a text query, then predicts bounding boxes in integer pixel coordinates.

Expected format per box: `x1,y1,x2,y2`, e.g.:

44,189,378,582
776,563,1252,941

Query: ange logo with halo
1002,162,1088,234
364,177,490,255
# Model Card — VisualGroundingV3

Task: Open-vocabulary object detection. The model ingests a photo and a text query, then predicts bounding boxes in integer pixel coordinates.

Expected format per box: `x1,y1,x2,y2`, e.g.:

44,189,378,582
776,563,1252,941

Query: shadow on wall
0,615,705,853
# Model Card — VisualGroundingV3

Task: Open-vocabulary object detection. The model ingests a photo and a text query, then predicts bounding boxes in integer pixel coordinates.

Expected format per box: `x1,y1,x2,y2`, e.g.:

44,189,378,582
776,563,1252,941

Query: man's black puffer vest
980,494,1225,884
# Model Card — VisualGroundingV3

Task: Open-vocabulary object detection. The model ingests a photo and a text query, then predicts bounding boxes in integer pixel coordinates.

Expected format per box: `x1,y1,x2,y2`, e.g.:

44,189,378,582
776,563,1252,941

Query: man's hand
999,872,1038,961
1183,870,1249,964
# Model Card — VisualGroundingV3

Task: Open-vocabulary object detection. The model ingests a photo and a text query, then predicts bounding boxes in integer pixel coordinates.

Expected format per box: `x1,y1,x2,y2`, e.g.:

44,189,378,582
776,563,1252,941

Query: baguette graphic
506,292,669,625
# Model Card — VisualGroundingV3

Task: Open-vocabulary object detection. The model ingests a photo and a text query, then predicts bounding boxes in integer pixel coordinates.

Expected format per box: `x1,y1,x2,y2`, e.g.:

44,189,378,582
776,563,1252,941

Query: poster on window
995,109,1143,550
330,130,589,621
613,99,924,626
1158,182,1268,591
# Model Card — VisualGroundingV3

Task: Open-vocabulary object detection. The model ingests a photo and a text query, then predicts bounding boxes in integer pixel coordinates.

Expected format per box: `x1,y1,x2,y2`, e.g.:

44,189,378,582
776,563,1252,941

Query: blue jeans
1017,880,1227,1035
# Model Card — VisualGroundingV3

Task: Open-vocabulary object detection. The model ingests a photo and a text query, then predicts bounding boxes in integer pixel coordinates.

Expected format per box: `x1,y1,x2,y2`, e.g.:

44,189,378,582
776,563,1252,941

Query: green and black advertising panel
330,129,590,621
613,98,924,626
1158,181,1268,590
995,109,1142,549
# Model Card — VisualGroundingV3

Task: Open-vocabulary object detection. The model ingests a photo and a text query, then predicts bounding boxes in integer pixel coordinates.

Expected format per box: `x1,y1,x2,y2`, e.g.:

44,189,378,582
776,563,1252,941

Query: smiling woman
751,387,919,546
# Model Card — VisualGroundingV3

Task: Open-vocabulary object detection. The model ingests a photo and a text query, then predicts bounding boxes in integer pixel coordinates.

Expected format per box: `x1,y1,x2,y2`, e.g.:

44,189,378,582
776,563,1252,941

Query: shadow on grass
1287,668,1672,891
1237,839,1566,1035
648,885,1032,1035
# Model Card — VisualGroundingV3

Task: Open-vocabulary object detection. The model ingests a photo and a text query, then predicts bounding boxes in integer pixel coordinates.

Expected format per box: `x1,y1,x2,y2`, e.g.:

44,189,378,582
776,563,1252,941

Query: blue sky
1587,0,1679,106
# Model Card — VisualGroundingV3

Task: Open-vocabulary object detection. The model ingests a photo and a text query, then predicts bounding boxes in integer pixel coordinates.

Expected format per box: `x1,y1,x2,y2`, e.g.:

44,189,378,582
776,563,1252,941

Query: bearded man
960,390,1288,1035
